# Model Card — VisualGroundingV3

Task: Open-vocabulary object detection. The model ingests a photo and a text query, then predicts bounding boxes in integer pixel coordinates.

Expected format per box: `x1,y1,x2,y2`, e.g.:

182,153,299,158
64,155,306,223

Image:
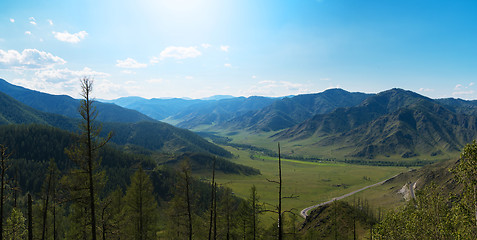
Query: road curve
300,174,400,219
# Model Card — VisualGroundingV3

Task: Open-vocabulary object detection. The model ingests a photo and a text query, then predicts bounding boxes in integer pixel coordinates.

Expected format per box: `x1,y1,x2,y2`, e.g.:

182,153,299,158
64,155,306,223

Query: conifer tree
64,77,111,240
167,160,194,240
123,167,159,240
5,208,26,240
0,144,12,240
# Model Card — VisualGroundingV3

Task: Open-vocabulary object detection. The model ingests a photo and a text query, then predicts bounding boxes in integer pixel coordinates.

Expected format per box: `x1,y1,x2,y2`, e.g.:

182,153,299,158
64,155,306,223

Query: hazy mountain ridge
105,96,203,120
223,89,372,132
0,78,154,123
172,96,277,128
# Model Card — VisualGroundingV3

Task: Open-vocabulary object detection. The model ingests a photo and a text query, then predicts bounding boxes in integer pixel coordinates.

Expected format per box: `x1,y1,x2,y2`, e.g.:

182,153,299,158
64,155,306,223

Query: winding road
300,174,401,219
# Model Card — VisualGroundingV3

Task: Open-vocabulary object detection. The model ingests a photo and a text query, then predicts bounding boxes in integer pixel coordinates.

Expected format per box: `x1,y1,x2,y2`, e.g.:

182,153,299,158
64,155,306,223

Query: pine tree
0,144,12,240
167,160,194,240
64,77,111,240
123,167,159,240
5,208,26,240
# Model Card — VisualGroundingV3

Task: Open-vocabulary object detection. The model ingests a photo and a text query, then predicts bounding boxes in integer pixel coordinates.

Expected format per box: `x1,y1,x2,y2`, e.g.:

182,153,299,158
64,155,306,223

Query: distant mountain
0,78,153,123
275,89,477,159
224,89,372,132
200,95,235,101
102,121,232,157
172,96,277,129
436,98,477,116
0,91,78,130
104,96,202,120
0,89,231,157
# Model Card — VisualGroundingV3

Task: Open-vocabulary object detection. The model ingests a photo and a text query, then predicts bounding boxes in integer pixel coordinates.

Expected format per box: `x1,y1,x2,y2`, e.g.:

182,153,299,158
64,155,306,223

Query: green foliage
373,184,459,239
374,141,477,239
102,121,232,157
300,200,377,240
122,168,159,240
169,152,260,175
5,208,26,240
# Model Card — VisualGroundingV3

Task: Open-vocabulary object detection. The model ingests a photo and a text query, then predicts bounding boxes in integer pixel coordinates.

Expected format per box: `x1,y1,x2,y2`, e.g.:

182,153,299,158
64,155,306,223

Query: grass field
206,129,458,163
193,145,409,225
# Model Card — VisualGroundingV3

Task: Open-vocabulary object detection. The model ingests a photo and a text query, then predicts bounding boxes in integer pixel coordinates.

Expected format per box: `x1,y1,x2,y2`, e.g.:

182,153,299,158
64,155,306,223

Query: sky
0,0,476,100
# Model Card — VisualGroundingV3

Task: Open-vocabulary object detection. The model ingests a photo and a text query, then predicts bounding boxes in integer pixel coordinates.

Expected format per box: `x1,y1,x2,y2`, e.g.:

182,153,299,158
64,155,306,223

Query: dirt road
300,174,400,218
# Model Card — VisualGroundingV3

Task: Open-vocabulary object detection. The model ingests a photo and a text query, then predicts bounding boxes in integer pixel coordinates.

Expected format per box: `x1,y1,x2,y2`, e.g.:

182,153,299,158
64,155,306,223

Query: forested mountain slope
223,88,372,132
275,89,477,159
0,90,231,157
0,78,153,123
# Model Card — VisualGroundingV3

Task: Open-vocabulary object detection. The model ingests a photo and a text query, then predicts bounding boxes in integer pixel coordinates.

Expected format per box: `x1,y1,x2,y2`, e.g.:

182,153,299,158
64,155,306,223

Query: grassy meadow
209,129,458,163
193,145,409,224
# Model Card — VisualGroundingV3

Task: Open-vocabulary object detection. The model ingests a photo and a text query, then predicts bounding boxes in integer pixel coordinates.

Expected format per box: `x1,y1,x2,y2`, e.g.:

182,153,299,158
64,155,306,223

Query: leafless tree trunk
208,157,216,240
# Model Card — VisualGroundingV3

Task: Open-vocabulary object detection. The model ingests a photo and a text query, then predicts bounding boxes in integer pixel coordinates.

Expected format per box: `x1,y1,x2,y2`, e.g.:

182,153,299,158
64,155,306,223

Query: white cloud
147,78,165,83
29,17,36,25
52,30,88,43
453,90,475,96
242,80,310,96
453,82,474,95
419,88,434,92
201,43,211,49
25,31,32,35
10,67,113,98
0,49,66,69
220,45,230,52
9,18,14,23
47,19,53,25
116,58,147,68
259,80,276,84
224,63,232,67
95,79,132,99
320,78,331,81
150,57,160,64
34,67,110,83
252,75,257,79
157,46,202,60
121,70,135,74
185,76,194,80
125,81,137,85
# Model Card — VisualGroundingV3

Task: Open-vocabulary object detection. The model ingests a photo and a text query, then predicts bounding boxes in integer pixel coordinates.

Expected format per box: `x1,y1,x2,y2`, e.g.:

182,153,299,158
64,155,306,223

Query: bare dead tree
266,143,298,240
208,157,216,240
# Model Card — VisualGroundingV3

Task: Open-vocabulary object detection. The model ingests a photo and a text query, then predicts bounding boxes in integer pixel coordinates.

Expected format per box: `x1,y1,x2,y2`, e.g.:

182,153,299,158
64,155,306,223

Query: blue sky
0,0,476,100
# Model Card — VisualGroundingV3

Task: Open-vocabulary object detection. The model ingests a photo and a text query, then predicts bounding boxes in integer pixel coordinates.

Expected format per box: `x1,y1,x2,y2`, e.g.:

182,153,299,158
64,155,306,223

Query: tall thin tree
0,144,12,240
266,143,298,240
65,77,111,240
208,157,216,240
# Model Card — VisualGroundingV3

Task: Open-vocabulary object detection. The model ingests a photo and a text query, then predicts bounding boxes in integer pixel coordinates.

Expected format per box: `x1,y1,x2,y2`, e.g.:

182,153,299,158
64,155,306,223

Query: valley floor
192,145,409,225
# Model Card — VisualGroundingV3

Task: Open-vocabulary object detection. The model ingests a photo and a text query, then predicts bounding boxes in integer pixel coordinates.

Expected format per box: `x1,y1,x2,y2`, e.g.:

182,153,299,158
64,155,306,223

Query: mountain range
2,78,477,160
274,89,477,158
103,86,477,160
0,79,231,157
